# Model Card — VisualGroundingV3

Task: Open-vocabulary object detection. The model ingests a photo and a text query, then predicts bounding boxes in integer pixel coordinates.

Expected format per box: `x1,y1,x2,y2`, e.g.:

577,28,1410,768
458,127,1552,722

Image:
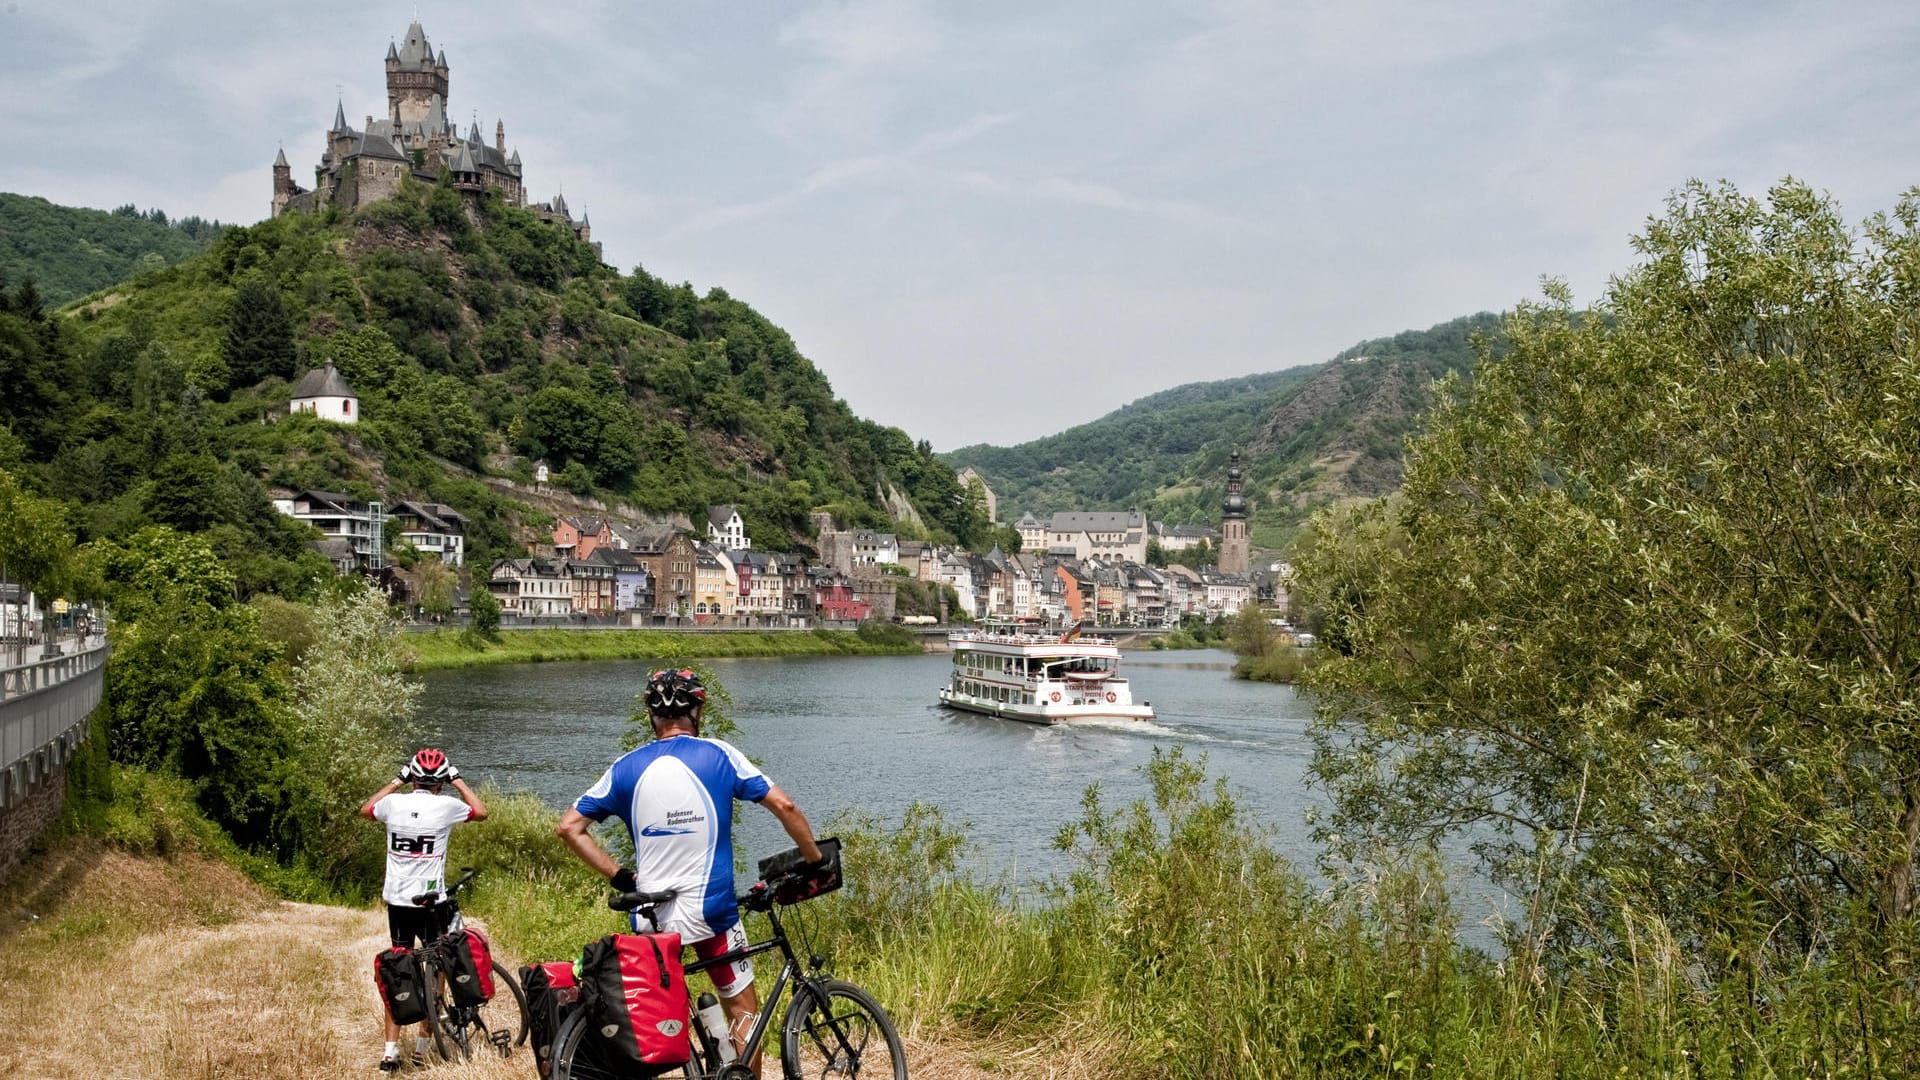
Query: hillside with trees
945,312,1501,550
0,193,226,306
0,180,991,602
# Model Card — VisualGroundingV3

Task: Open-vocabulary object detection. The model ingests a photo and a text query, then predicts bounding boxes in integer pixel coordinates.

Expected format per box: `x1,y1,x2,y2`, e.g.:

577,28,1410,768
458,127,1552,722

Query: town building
277,490,386,571
1151,521,1220,555
613,525,696,617
693,546,736,620
389,500,466,566
289,361,358,424
568,555,615,615
1040,511,1148,564
489,558,571,617
707,506,749,550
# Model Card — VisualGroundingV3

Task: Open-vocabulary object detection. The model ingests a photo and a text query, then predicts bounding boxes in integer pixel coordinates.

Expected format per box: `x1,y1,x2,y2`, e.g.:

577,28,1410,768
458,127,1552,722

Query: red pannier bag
580,933,691,1069
374,946,429,1026
441,927,495,1007
521,961,581,1079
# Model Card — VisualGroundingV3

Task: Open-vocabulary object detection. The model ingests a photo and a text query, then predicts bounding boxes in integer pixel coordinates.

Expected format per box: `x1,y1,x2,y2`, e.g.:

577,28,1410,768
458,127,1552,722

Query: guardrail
1,638,107,810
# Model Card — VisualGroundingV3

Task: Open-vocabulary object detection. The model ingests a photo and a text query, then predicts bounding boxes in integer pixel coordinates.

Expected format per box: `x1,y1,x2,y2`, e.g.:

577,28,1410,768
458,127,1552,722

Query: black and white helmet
644,668,707,717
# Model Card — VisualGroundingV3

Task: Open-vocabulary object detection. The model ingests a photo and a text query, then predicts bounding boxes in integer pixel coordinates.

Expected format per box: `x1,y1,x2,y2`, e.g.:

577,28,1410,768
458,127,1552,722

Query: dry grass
0,843,1055,1079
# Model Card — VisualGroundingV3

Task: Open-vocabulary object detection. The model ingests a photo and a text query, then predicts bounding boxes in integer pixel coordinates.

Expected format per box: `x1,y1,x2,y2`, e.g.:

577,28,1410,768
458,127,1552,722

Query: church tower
271,148,293,217
1218,449,1250,575
385,21,450,126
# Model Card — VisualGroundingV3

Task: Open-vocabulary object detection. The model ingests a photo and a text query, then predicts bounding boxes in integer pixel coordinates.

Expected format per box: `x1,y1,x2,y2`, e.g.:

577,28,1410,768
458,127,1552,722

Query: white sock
383,1040,399,1058
415,1036,431,1056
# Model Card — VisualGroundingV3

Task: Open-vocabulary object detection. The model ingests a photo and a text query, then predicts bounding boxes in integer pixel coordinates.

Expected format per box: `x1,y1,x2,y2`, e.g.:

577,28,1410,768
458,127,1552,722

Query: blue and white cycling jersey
573,733,772,943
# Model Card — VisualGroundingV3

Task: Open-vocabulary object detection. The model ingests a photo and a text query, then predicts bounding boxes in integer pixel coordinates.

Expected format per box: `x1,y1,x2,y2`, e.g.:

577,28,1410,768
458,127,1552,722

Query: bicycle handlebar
412,865,479,907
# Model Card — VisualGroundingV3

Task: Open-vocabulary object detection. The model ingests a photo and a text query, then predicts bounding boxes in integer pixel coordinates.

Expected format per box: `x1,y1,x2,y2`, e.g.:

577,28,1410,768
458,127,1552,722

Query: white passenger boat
938,622,1153,724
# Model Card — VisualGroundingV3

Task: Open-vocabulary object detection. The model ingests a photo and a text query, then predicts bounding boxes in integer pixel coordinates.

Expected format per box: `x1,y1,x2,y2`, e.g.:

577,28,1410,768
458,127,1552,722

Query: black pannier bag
757,836,843,906
442,927,496,1007
374,946,429,1026
579,932,691,1071
521,961,581,1079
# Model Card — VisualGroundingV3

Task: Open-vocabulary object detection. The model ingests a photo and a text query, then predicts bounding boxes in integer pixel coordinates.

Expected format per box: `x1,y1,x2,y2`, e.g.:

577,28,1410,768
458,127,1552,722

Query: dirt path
0,844,1012,1079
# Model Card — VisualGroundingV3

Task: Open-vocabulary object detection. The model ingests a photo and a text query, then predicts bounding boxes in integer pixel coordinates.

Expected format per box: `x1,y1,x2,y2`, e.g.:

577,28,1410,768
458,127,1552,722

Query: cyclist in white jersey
361,747,488,1071
557,668,822,1077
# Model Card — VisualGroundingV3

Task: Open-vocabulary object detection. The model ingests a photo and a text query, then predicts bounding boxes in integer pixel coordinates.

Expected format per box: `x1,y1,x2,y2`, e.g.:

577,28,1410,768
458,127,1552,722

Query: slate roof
291,361,355,400
1046,511,1147,533
708,505,740,530
274,147,288,167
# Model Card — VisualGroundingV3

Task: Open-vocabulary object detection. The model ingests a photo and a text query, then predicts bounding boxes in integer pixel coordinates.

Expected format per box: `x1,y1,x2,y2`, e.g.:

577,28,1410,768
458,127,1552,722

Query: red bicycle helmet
644,668,707,717
410,748,452,783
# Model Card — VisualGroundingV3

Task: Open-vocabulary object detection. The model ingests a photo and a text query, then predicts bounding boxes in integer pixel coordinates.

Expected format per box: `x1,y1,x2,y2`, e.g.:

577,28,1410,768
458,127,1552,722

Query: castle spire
496,118,505,153
332,98,347,133
274,146,288,168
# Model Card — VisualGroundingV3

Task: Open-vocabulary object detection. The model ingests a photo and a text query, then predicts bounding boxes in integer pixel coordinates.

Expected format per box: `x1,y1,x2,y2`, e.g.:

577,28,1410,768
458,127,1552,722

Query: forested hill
945,312,1502,550
0,181,984,597
0,193,226,306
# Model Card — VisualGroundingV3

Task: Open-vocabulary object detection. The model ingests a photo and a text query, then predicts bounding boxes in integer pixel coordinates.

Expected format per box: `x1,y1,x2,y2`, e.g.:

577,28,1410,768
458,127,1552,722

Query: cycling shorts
691,921,753,999
387,901,455,948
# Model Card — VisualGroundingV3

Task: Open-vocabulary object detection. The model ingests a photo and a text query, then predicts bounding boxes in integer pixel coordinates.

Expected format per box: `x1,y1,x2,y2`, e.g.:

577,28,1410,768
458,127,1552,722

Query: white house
289,361,358,424
707,505,749,550
850,530,898,566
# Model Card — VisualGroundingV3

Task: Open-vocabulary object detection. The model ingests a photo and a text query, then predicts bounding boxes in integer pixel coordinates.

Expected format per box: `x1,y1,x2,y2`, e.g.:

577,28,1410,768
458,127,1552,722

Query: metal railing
0,637,108,810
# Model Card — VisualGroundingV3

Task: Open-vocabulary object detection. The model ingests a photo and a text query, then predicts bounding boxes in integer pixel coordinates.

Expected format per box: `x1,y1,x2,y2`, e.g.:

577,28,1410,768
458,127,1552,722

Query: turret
271,147,292,217
496,119,505,153
387,20,450,127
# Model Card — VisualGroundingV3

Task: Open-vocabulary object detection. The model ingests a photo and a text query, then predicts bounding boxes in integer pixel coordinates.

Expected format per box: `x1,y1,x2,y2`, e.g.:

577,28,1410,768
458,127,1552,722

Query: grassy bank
404,624,923,671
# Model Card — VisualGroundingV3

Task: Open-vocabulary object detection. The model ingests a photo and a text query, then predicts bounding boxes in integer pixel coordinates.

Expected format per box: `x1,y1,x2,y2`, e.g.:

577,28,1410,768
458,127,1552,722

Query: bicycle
551,854,907,1080
411,866,531,1063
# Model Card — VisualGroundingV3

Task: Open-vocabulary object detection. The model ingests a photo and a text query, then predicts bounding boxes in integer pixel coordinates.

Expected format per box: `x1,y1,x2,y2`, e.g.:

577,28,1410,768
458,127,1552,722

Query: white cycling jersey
373,789,472,907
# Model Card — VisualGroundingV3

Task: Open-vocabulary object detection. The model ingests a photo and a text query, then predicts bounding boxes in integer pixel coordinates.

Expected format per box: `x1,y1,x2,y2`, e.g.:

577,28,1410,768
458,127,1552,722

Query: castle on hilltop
271,20,594,254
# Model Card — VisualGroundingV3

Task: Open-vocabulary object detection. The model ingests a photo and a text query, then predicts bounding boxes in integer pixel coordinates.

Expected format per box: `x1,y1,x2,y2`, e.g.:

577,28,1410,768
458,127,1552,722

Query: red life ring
1106,691,1117,703
1050,692,1061,703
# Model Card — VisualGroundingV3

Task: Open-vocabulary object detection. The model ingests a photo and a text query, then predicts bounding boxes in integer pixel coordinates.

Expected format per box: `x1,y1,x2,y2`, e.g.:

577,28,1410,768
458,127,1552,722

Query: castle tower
1218,449,1250,575
495,119,505,153
386,21,449,126
271,148,292,216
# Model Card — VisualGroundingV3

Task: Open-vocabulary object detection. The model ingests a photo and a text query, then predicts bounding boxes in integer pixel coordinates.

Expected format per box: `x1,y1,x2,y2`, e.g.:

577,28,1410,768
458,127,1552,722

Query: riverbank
0,839,999,1079
404,625,923,671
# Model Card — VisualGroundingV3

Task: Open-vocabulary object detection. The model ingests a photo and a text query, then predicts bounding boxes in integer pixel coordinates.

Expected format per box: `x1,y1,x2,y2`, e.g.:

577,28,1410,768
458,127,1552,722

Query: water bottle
695,992,737,1063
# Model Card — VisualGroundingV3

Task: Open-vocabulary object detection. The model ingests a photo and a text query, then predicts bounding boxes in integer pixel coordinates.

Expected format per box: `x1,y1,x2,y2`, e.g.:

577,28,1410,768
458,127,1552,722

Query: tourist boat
938,622,1153,724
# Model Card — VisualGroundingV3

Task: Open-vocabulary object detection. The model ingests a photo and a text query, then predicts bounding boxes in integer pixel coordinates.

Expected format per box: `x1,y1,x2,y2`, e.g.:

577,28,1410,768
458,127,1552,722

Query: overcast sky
4,2,1918,448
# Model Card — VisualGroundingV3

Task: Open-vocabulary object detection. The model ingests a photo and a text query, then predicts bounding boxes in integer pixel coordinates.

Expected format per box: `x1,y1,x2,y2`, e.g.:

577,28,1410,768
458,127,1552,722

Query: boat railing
949,629,1119,647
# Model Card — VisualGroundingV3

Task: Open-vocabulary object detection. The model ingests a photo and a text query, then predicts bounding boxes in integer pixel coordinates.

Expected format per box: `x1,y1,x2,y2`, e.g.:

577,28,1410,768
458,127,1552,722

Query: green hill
0,181,987,597
946,312,1502,551
0,193,226,306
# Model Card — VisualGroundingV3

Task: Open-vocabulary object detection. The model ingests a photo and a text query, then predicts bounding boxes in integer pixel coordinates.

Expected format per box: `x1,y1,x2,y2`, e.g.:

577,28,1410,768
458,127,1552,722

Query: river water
419,648,1328,885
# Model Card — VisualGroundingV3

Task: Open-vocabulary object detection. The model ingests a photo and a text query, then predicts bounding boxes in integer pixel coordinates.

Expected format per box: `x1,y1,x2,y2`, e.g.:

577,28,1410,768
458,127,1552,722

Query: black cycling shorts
387,901,455,948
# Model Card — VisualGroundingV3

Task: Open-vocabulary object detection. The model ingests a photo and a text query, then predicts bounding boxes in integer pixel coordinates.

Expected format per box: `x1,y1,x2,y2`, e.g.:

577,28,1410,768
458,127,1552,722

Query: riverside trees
1296,179,1920,988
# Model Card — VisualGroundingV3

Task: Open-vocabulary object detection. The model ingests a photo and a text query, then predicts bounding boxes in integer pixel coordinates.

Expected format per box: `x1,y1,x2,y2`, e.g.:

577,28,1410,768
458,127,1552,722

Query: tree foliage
1296,179,1920,981
0,193,224,306
223,276,296,387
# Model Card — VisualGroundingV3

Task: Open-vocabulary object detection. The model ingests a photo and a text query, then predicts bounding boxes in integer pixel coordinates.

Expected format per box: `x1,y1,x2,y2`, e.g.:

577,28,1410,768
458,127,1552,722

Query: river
420,647,1329,885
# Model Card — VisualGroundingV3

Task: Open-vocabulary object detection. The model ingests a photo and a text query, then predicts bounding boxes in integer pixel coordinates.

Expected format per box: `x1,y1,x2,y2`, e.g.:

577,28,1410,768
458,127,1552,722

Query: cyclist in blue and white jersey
557,667,822,1074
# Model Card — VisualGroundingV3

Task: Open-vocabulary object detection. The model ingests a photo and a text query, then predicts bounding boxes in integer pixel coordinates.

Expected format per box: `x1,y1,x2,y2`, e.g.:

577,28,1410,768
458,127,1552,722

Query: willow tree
1296,180,1920,980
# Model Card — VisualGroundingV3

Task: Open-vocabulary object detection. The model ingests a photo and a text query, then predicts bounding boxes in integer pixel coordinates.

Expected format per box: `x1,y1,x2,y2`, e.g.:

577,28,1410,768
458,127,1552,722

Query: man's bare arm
360,778,402,820
451,776,488,821
759,785,823,864
556,807,620,879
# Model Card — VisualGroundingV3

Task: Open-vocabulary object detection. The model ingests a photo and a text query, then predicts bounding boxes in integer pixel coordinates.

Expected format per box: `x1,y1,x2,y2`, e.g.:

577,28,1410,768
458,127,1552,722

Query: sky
4,2,1919,449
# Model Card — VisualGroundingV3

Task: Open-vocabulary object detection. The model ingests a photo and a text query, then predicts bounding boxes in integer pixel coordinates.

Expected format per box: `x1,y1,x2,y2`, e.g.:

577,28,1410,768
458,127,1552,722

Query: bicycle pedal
490,1029,513,1054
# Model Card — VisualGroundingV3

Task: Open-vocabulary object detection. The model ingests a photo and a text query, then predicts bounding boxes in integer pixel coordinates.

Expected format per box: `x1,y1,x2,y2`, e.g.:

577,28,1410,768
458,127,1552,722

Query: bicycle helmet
644,668,707,717
409,747,452,783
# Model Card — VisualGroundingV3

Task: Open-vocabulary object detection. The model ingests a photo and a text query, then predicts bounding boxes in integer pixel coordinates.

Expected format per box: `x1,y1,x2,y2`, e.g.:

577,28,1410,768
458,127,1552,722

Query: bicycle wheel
434,961,528,1061
780,980,906,1080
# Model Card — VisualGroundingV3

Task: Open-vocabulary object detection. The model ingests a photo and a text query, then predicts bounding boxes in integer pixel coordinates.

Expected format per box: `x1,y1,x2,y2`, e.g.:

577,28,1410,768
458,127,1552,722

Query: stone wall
0,760,65,881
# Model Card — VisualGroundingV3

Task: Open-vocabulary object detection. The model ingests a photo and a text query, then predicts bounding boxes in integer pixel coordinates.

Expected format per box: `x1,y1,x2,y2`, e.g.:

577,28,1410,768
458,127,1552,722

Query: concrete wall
0,759,64,880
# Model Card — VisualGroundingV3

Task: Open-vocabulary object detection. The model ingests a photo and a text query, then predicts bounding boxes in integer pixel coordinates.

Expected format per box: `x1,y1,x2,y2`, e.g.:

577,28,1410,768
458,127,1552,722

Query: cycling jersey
572,734,772,943
373,790,473,907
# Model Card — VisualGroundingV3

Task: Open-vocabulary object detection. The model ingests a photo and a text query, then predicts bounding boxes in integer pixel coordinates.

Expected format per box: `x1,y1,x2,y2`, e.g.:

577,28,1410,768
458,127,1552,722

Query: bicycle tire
433,959,528,1061
780,979,906,1080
